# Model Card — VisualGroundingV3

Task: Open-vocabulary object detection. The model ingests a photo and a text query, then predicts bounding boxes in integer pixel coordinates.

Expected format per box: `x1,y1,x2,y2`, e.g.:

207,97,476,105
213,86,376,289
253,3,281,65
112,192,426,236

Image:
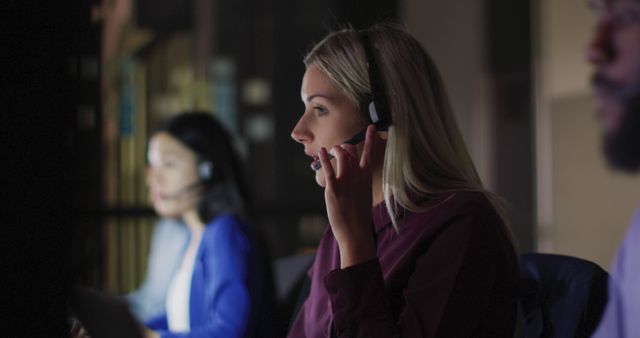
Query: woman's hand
319,124,384,268
141,326,159,338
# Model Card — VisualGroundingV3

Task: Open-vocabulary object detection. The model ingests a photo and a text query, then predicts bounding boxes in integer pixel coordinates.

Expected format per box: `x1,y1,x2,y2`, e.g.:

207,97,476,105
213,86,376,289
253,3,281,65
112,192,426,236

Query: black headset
162,159,214,199
197,160,214,181
342,31,393,146
310,30,393,171
360,31,392,129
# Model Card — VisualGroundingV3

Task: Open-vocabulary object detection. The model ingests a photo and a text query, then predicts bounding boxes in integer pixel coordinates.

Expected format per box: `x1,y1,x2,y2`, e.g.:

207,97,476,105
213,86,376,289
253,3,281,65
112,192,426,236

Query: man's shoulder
629,207,640,232
620,207,640,249
611,207,640,280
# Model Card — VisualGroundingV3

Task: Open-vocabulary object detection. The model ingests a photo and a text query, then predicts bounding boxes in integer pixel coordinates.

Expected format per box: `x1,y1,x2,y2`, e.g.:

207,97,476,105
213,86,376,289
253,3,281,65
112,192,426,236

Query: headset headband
360,31,392,130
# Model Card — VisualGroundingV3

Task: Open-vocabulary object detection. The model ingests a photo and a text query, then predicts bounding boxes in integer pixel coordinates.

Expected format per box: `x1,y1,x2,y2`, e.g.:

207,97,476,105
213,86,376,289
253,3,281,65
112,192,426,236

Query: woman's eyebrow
302,93,332,103
157,150,181,159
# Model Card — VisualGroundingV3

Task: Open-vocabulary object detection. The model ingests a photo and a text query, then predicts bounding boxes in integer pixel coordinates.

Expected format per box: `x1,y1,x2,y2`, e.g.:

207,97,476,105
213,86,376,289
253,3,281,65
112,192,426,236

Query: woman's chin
156,210,180,219
152,202,181,219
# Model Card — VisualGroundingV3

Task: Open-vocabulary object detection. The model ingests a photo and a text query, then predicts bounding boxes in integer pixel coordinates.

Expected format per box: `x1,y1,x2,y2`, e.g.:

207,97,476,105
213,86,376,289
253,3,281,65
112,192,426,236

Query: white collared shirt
166,236,202,332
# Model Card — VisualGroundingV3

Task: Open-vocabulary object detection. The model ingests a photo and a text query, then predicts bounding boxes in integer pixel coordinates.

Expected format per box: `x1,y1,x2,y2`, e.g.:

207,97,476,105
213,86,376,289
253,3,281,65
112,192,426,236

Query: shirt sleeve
128,219,188,323
590,270,624,338
591,209,640,337
324,212,514,337
155,216,252,338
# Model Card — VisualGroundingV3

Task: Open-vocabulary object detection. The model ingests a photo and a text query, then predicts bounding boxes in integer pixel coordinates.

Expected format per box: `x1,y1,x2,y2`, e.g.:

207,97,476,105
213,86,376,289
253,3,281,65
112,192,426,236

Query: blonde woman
288,24,518,337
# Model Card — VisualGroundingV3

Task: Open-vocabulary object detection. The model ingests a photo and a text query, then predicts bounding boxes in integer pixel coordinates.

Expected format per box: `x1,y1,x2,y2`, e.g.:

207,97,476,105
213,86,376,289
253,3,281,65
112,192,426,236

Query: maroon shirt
288,191,519,338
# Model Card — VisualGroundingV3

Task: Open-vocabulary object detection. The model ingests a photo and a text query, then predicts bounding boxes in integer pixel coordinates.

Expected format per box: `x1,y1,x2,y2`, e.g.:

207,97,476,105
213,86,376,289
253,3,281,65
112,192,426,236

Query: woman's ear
378,130,389,140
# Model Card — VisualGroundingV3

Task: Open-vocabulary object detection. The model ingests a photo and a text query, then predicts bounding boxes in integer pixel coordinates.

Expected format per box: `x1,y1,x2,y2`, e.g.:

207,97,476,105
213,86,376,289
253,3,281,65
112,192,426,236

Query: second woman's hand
142,327,159,338
319,124,382,268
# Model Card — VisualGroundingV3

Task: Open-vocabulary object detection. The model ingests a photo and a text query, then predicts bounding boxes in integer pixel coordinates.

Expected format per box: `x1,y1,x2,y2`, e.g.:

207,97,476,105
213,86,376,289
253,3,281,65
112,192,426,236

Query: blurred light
245,114,274,143
242,78,271,106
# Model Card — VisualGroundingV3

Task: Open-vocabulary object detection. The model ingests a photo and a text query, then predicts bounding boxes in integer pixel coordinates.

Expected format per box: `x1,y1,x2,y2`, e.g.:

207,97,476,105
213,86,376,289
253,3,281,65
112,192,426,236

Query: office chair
518,253,609,338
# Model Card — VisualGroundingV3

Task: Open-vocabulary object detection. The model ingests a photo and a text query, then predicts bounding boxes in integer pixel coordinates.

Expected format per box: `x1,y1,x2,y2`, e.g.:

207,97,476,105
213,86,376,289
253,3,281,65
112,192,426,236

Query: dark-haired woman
143,112,272,338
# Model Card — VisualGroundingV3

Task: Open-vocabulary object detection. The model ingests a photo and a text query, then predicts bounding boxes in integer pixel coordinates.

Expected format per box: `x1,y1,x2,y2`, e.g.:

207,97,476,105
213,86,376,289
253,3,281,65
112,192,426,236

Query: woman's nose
146,166,158,186
291,115,312,144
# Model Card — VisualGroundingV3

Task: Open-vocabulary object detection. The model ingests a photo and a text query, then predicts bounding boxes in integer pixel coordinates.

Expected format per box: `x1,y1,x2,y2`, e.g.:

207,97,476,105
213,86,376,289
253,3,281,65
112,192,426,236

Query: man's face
587,0,640,171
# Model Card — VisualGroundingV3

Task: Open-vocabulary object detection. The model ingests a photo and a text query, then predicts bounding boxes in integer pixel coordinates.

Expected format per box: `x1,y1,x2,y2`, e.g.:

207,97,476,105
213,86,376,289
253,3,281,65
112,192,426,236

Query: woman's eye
313,106,327,116
162,160,176,168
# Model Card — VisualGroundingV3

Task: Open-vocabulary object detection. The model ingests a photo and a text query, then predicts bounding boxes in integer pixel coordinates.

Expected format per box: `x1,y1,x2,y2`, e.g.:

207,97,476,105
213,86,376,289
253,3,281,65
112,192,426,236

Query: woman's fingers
340,143,358,159
319,147,336,186
360,124,378,169
331,145,350,178
323,125,379,191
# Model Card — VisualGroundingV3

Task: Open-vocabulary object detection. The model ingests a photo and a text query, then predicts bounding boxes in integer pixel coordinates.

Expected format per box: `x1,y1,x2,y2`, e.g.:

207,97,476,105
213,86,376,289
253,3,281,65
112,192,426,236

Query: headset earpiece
367,101,380,123
198,161,214,181
359,99,381,124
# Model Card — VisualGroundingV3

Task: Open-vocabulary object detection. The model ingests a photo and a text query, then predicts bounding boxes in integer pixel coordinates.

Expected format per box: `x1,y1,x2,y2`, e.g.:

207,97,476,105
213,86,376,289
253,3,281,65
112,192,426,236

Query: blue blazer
147,214,252,338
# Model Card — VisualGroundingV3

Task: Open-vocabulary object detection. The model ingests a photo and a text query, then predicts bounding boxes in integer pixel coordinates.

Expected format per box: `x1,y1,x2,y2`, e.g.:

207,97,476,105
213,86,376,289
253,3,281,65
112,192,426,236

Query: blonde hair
305,23,514,245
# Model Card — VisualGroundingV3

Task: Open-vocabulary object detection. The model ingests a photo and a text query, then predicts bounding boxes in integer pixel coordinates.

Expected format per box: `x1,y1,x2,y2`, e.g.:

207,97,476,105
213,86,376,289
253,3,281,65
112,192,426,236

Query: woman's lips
304,150,318,163
150,191,167,202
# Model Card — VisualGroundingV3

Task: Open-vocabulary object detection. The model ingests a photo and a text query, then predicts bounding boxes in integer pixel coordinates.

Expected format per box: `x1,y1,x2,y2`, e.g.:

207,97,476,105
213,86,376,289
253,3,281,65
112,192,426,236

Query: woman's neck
368,132,387,207
181,208,205,235
372,163,384,206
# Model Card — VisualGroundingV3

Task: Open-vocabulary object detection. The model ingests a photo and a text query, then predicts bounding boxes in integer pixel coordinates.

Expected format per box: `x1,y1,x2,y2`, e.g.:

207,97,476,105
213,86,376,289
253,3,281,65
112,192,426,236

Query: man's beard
593,73,640,172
